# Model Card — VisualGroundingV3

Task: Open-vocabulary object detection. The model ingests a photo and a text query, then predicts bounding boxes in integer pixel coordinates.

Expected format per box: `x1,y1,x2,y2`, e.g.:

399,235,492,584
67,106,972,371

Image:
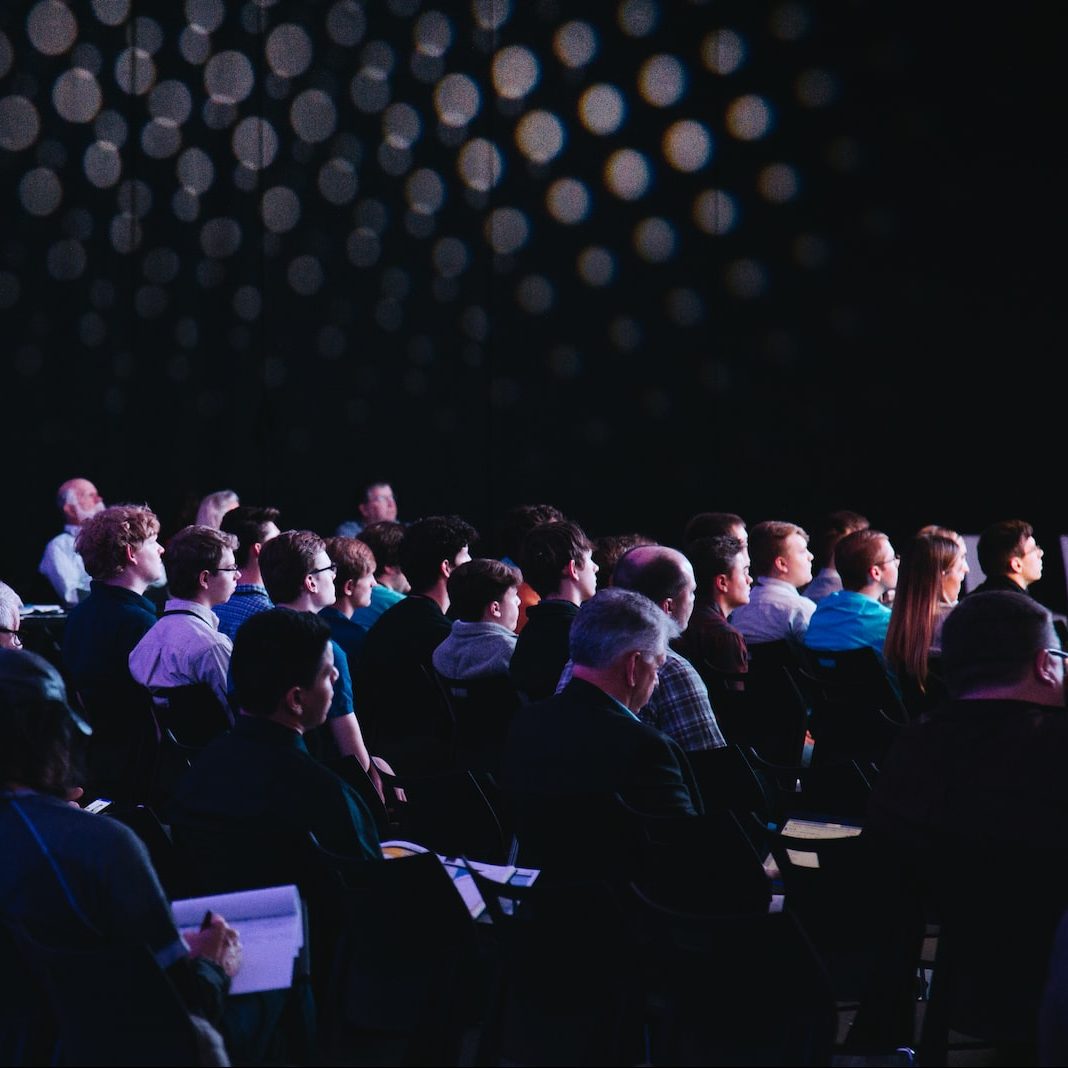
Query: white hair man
39,477,104,608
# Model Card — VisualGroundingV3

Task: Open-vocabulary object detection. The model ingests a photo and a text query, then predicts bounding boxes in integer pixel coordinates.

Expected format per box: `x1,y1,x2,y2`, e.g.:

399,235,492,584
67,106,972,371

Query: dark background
2,2,1063,607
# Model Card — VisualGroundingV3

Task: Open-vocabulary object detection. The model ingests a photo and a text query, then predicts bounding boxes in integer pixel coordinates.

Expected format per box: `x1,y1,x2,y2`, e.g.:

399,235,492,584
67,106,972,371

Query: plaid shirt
214,584,272,642
557,648,726,752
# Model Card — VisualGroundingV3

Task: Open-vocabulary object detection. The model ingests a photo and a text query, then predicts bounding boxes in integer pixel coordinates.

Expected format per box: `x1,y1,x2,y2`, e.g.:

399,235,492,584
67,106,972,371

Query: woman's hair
195,489,239,528
884,532,965,689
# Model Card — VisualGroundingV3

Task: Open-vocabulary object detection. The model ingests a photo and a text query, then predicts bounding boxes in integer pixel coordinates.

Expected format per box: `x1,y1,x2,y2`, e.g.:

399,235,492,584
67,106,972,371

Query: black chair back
436,672,520,775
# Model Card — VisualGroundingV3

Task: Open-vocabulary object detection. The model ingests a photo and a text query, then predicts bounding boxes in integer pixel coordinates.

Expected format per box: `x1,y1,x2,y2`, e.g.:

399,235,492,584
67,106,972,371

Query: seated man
502,589,700,871
432,558,522,680
168,607,381,860
128,524,240,714
969,518,1044,597
321,536,377,667
355,515,477,767
38,477,104,608
729,520,816,644
352,520,409,629
214,505,281,640
803,528,898,658
335,480,398,538
675,534,752,676
62,504,165,711
682,510,747,549
496,502,566,631
803,510,870,603
509,520,598,700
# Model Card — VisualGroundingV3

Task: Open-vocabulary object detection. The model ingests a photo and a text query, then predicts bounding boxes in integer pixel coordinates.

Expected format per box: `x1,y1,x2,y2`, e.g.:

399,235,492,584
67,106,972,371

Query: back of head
592,533,656,588
977,519,1033,577
0,648,86,794
519,520,592,597
399,515,478,592
195,489,239,528
570,588,679,669
325,535,376,586
357,520,404,576
688,535,745,591
75,504,160,580
447,558,521,622
612,544,688,604
165,525,238,599
811,510,870,570
683,511,744,544
498,503,566,561
221,505,281,568
834,528,887,591
259,530,324,604
747,520,807,578
941,591,1053,698
230,608,331,717
0,581,22,630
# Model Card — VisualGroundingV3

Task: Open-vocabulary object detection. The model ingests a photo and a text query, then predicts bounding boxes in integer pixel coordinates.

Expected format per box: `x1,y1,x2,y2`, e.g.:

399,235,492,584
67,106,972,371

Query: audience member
38,477,104,608
128,525,239,714
683,510,747,548
0,582,23,651
335,480,399,538
432,558,522,680
804,528,898,657
675,534,751,676
62,505,164,710
729,520,816,644
351,520,409,629
510,520,598,700
194,489,239,529
970,518,1044,596
214,505,281,640
355,515,476,767
496,503,566,632
803,509,870,603
321,536,377,667
592,532,657,588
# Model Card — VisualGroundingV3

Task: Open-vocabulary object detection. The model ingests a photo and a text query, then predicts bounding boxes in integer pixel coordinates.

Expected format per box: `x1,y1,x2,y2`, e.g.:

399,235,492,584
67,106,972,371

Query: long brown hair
884,532,964,689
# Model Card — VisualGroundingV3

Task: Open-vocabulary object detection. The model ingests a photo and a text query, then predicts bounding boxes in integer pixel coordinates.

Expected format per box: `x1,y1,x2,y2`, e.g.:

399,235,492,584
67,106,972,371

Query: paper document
173,884,304,995
781,818,862,840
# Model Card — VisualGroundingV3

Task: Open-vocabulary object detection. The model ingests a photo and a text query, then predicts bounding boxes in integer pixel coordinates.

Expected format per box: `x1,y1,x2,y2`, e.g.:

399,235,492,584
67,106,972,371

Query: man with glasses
129,525,240,714
970,518,1044,597
803,528,899,659
334,480,399,538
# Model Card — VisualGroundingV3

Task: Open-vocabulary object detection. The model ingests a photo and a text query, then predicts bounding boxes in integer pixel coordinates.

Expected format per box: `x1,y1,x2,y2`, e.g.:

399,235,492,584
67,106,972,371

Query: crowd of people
2,474,1066,1063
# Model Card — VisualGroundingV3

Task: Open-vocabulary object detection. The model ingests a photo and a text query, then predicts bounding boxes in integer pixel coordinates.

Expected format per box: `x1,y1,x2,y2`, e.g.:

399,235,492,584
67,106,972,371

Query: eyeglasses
1046,648,1068,662
308,564,338,577
206,566,240,573
0,627,23,648
875,555,900,567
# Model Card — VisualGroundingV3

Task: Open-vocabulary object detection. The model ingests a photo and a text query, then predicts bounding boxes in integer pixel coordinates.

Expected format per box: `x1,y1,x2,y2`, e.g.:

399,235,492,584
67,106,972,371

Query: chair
745,748,874,828
105,801,199,900
76,684,159,802
146,684,232,806
731,641,811,766
324,754,393,837
435,672,521,776
2,921,203,1066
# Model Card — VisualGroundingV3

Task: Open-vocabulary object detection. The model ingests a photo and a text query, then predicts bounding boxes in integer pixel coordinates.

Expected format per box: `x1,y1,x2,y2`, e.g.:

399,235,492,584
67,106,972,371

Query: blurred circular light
577,246,614,286
457,137,502,191
617,0,658,37
725,258,767,298
141,118,181,158
172,188,199,221
0,97,40,151
383,102,421,148
109,214,142,253
701,29,746,74
266,24,313,78
28,1,78,56
406,168,445,214
149,80,193,124
19,168,62,216
473,0,510,31
318,157,358,204
604,148,650,200
205,51,254,104
261,185,301,232
433,236,468,277
53,69,102,123
117,178,152,217
288,255,324,296
346,227,381,267
93,0,131,26
515,110,564,164
516,275,553,315
351,69,391,113
758,163,799,202
633,217,676,262
84,140,122,187
546,178,590,224
638,55,685,108
200,217,242,258
415,11,452,57
130,16,164,55
115,47,156,95
327,1,366,46
177,146,213,193
231,116,279,169
95,109,127,146
795,68,838,107
185,0,223,32
726,94,773,140
693,189,737,234
0,33,12,79
485,207,529,254
554,21,597,68
662,120,712,171
434,73,480,127
492,45,539,99
179,26,210,65
290,89,336,142
579,84,625,135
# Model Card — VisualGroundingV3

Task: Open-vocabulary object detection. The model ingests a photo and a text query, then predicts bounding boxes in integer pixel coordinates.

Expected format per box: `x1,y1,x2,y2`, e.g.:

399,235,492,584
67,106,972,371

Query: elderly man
0,581,23,651
39,477,105,608
335,480,399,538
128,525,240,714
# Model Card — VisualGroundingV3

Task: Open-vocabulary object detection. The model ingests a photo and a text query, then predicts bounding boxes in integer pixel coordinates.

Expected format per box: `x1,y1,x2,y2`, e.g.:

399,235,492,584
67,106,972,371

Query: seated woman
0,648,240,1061
884,530,969,717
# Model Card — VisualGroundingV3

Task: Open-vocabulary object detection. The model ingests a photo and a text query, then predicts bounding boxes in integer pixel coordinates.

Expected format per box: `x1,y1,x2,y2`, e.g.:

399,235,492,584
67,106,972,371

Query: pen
201,910,213,931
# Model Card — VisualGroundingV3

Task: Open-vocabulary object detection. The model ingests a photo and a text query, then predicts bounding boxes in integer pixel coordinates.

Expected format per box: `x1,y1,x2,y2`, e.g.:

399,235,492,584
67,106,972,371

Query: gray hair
0,581,23,630
195,489,239,528
570,587,679,669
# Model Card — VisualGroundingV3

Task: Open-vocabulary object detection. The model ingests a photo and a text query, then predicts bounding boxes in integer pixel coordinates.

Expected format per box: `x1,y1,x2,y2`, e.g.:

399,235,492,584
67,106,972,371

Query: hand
186,912,242,978
66,787,84,809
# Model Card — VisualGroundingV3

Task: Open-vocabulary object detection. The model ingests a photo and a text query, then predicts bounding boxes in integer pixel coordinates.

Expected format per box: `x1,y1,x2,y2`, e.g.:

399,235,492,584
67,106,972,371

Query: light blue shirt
803,590,891,658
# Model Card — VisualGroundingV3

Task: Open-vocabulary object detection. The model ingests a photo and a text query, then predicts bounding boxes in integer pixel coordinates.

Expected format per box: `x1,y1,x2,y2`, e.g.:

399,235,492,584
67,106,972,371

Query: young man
803,510,870,603
509,520,599,701
321,536,377,667
729,520,816,644
676,534,752,676
214,505,281,640
38,477,105,607
432,558,522,680
970,519,1044,596
351,520,409,629
128,524,241,713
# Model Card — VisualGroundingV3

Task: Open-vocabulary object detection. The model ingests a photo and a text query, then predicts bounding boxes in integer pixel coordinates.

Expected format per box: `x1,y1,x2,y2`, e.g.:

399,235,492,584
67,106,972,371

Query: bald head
612,545,697,631
57,478,103,525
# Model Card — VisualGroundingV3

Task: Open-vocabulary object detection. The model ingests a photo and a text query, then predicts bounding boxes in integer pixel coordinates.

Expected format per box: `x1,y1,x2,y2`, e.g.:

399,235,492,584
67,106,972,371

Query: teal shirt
803,590,891,658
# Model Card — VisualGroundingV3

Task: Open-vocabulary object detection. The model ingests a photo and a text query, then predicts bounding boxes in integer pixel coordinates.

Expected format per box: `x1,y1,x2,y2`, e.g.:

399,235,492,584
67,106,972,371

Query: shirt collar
755,576,802,596
163,597,219,629
63,523,81,537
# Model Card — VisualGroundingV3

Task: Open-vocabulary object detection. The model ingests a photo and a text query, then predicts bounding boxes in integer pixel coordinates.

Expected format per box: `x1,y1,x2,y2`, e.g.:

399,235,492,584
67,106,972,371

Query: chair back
436,672,520,775
734,641,810,765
